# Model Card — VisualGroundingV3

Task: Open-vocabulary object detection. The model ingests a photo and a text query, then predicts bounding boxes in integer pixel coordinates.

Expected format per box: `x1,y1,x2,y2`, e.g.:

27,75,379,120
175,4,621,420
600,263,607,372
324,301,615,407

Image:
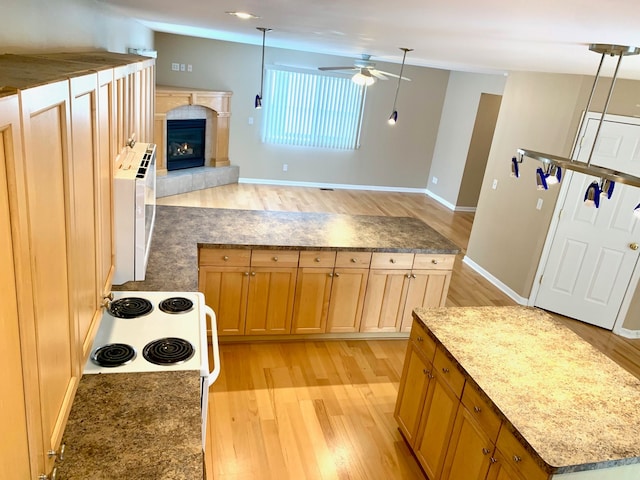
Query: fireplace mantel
155,86,232,172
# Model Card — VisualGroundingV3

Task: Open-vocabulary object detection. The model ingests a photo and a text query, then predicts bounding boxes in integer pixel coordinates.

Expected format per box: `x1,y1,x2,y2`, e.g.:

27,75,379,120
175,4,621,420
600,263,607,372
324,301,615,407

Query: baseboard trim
462,255,529,305
238,177,428,194
613,326,640,339
425,189,477,213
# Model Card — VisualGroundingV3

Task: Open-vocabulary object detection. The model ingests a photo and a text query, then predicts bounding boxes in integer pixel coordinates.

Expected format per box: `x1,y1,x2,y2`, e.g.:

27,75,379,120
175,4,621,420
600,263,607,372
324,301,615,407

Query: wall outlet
187,64,193,72
283,164,288,172
536,198,544,210
180,64,186,72
248,116,254,125
171,63,179,71
432,176,438,185
492,179,498,190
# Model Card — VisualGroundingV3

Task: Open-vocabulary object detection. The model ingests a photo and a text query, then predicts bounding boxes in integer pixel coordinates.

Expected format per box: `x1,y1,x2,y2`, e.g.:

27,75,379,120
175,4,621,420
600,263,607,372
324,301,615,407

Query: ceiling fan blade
375,70,412,81
318,66,357,71
370,70,389,80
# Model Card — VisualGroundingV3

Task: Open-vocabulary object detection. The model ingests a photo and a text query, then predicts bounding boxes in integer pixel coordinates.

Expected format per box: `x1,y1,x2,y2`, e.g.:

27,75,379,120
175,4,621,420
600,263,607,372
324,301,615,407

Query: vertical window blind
262,67,366,150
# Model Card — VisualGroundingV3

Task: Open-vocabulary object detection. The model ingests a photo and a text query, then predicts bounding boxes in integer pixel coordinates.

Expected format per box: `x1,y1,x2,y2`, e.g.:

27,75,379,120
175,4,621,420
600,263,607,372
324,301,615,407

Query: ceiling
99,0,640,79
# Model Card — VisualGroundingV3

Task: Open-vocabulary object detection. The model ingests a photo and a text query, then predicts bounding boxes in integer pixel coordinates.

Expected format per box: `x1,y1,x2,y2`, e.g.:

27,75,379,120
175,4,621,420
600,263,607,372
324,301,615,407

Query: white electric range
84,290,220,447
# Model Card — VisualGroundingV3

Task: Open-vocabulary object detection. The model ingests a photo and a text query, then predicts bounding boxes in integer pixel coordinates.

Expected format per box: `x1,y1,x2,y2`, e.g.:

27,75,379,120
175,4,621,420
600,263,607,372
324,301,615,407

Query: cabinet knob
482,448,490,456
328,273,334,278
251,271,256,276
473,406,482,413
334,272,340,277
315,257,321,262
390,258,396,264
47,444,65,461
422,368,430,375
411,274,416,279
406,273,412,278
442,367,450,374
513,455,522,463
272,256,279,262
350,257,357,263
223,255,230,261
427,373,434,379
490,457,497,464
416,336,423,342
38,467,58,480
431,259,439,264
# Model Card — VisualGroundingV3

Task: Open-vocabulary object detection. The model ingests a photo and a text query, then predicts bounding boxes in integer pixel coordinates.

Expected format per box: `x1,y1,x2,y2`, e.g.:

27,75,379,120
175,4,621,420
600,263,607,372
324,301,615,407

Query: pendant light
388,47,413,125
255,27,271,109
511,44,640,213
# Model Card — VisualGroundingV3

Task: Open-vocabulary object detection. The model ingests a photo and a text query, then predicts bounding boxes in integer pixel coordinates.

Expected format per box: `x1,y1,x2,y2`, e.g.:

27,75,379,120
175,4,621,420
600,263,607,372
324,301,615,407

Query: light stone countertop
55,371,203,479
413,305,640,474
115,206,460,292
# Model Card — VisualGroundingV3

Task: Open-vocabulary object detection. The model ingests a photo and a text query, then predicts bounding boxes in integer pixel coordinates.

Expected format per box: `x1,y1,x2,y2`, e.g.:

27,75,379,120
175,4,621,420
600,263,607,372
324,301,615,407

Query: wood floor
159,183,640,479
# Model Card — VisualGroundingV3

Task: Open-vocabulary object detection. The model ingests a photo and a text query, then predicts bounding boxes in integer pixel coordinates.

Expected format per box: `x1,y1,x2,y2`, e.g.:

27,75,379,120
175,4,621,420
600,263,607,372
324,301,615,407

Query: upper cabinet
0,52,155,480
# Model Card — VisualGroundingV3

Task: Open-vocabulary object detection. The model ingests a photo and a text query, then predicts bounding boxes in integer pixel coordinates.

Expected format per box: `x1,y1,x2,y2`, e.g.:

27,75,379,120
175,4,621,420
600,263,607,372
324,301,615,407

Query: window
262,67,366,150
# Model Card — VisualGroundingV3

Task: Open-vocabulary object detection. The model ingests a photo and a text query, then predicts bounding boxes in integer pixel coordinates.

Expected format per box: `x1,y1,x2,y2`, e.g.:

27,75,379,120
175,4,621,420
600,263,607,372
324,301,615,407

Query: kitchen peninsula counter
56,371,203,479
412,306,640,478
115,206,460,292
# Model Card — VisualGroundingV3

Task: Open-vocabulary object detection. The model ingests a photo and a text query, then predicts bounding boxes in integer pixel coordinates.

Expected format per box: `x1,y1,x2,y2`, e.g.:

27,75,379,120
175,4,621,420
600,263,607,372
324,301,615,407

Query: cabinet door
245,267,298,335
0,94,32,480
326,268,369,333
292,267,333,334
69,73,101,362
360,269,411,332
199,266,250,335
401,270,452,332
96,69,115,297
394,342,432,445
414,371,460,479
441,405,494,480
20,79,79,475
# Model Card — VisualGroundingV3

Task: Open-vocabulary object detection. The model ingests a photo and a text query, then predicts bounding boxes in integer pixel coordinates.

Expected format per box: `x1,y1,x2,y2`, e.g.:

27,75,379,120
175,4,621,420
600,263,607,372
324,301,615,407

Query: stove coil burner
109,297,153,319
143,337,195,365
159,297,194,314
91,343,137,368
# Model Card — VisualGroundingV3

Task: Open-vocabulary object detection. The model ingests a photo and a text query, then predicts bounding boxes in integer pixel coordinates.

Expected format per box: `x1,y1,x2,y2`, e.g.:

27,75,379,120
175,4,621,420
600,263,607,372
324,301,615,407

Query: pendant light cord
391,48,413,111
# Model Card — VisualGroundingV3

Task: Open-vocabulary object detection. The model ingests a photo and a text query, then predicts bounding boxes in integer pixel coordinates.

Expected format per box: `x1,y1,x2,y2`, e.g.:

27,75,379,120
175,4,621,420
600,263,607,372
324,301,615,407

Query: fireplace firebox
166,119,206,171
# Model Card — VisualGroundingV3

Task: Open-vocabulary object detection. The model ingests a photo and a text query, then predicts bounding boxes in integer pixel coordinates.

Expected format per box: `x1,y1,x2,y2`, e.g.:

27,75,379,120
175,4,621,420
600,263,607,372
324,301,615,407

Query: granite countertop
115,206,459,292
413,305,640,474
56,371,203,479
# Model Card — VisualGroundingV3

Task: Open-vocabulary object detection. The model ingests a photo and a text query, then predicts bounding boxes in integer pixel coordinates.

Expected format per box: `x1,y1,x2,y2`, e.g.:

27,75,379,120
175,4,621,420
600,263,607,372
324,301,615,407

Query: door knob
630,243,639,251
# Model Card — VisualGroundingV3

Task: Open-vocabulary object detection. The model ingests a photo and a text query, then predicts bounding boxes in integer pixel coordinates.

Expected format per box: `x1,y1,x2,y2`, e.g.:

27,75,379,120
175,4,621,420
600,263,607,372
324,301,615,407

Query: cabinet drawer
433,348,465,398
410,322,436,362
299,250,336,268
461,384,501,442
413,254,455,270
251,250,299,267
370,252,414,269
199,248,251,267
496,427,549,480
335,251,372,268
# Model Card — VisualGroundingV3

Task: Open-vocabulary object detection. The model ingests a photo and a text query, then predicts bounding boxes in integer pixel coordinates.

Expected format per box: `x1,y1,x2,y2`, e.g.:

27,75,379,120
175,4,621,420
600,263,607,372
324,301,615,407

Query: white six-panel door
534,115,640,329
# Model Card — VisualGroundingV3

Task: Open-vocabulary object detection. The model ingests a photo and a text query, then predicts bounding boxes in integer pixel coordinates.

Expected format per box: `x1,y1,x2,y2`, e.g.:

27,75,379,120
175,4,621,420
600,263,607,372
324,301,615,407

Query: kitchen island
398,306,640,479
55,371,203,479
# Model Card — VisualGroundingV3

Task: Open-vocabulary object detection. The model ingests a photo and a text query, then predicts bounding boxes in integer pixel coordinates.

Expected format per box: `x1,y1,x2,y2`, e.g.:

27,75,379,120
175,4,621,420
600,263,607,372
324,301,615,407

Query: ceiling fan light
388,111,398,125
584,181,601,208
352,70,375,86
226,11,259,20
254,94,262,109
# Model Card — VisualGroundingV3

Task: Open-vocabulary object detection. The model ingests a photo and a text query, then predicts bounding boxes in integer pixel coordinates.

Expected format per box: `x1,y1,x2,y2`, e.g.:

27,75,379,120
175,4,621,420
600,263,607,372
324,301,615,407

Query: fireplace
167,119,206,171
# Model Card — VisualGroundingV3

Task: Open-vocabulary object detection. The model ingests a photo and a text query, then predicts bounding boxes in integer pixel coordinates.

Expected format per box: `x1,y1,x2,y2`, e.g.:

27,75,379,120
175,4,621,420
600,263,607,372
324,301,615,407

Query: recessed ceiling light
226,11,259,20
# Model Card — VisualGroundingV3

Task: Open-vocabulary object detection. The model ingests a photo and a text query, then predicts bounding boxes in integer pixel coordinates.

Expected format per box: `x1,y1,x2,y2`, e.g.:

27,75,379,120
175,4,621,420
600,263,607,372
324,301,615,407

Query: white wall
154,33,451,189
427,72,506,207
0,0,154,54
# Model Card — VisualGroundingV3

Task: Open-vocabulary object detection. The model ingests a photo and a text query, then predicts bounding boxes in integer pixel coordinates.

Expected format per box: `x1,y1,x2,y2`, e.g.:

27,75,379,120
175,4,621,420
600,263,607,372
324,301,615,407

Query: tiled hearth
156,165,239,198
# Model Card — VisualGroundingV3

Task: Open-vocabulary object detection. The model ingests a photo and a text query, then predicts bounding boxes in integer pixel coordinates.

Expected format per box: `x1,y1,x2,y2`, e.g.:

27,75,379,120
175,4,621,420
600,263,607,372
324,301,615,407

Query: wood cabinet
394,321,437,445
326,254,370,333
0,52,155,480
199,248,298,335
362,253,453,333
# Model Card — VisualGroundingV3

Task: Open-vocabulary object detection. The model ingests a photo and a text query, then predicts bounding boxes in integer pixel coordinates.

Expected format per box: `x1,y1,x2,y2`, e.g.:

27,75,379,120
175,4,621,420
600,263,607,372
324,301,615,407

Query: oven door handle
204,305,221,387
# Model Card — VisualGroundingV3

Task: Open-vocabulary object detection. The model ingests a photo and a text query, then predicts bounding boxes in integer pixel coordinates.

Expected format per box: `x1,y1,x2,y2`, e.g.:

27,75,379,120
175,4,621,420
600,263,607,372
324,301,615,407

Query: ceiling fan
318,54,411,85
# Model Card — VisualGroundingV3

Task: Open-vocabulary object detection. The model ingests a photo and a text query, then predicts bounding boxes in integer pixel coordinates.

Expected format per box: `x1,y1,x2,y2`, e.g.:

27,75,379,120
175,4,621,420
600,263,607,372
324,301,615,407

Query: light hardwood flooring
159,183,640,479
